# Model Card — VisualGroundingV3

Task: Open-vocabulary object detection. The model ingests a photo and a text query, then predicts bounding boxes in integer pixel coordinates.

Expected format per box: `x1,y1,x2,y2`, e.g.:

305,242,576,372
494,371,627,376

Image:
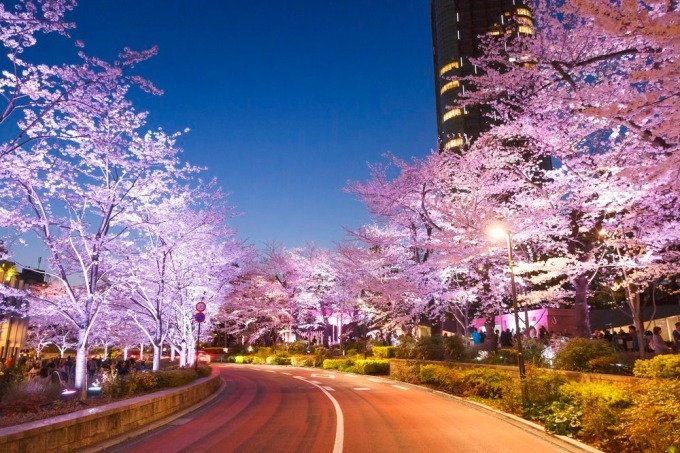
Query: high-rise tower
431,0,534,152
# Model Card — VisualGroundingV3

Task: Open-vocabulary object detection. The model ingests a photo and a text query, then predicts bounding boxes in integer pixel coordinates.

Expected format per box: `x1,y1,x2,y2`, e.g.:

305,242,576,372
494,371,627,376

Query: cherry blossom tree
454,0,679,342
119,183,247,371
0,43,194,394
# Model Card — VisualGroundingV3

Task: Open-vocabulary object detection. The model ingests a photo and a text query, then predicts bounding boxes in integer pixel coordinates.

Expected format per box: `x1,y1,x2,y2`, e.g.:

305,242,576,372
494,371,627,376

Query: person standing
628,325,639,352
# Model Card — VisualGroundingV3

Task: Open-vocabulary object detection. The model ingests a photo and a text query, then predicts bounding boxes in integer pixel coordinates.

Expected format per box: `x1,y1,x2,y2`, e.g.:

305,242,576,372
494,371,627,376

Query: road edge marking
301,379,344,453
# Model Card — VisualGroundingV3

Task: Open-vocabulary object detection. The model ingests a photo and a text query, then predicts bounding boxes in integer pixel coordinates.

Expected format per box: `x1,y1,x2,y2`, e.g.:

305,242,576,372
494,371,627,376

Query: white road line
392,385,409,390
311,373,335,379
367,378,382,383
281,372,292,375
323,386,335,392
354,387,371,391
309,380,322,384
299,379,344,453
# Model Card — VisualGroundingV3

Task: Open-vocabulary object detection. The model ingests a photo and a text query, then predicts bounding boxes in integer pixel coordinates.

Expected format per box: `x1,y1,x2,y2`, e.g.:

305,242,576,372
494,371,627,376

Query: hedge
372,346,396,359
390,360,679,452
632,354,680,379
353,359,390,375
103,365,211,397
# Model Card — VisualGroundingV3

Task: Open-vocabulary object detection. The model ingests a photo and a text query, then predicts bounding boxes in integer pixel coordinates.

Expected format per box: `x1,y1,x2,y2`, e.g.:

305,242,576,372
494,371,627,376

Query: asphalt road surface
105,364,585,453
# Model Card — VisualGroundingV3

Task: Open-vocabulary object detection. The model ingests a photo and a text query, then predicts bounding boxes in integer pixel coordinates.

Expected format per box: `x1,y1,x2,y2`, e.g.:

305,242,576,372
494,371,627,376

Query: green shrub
322,358,355,371
394,336,418,359
353,359,390,375
542,401,583,436
442,335,468,361
521,338,548,367
501,367,568,419
460,367,512,399
414,336,445,361
283,341,309,355
290,355,315,367
390,360,421,384
255,347,273,359
554,338,617,372
314,347,332,367
545,381,631,446
372,346,396,359
420,364,465,394
617,378,680,452
0,380,62,412
196,365,211,378
265,355,291,365
494,348,519,365
154,369,199,389
633,354,680,378
251,356,264,364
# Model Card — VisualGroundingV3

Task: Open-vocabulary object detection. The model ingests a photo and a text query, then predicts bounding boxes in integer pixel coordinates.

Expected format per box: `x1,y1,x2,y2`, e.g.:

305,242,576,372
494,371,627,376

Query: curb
81,375,227,452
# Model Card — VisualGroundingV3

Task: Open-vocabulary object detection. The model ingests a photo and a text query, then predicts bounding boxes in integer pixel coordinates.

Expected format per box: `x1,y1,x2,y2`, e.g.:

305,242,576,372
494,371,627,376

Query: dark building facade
431,0,534,152
0,263,46,361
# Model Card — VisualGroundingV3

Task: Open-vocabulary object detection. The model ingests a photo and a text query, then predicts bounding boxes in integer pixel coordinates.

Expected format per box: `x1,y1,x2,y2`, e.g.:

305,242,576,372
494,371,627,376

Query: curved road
106,364,585,453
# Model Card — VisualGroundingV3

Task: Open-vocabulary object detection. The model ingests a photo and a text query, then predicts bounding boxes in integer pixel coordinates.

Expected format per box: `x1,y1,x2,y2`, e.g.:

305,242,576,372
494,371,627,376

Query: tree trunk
629,291,647,359
152,343,161,371
75,340,87,399
572,274,592,338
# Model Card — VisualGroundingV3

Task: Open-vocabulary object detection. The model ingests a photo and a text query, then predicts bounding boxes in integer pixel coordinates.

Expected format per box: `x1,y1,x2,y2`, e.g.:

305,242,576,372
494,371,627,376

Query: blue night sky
18,1,437,259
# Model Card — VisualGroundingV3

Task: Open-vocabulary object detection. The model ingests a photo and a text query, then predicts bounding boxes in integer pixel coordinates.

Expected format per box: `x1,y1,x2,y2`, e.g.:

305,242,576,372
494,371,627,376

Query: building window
440,80,460,94
442,108,462,123
518,25,534,35
516,7,532,18
444,137,464,150
439,61,460,76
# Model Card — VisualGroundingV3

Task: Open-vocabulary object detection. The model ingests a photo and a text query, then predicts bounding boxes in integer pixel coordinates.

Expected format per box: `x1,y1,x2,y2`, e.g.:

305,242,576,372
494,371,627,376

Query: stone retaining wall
0,373,222,452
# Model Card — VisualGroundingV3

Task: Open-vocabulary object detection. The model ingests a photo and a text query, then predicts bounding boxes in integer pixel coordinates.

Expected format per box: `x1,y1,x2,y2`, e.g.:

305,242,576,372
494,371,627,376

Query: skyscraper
431,0,534,152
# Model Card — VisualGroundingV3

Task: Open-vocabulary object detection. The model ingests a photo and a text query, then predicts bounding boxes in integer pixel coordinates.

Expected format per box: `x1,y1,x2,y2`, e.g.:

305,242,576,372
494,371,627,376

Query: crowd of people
469,321,680,355
6,355,149,388
593,322,680,354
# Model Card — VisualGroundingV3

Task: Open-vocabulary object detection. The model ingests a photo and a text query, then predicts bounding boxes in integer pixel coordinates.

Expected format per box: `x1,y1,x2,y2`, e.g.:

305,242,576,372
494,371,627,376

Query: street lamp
489,227,527,408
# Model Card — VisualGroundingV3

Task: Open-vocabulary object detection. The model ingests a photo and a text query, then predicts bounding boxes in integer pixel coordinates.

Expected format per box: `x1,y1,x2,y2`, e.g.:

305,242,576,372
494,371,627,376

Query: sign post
194,303,206,371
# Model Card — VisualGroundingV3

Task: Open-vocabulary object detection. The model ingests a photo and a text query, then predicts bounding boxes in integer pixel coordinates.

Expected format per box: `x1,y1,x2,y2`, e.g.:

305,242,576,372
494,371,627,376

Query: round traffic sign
195,312,206,323
195,302,207,312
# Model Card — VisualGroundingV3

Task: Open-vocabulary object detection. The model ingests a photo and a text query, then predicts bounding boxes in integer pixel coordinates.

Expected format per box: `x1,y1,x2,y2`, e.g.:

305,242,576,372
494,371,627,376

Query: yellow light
516,7,532,17
439,61,460,76
518,25,534,35
440,80,460,94
489,227,509,240
444,138,464,150
442,108,462,123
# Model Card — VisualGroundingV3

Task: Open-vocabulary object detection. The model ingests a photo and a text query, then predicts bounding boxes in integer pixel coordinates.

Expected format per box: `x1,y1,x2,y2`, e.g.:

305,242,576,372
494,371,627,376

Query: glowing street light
489,226,527,408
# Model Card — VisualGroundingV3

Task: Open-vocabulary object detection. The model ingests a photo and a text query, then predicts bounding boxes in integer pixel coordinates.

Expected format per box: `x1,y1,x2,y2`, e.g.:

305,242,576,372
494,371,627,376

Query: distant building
0,263,46,361
431,0,534,152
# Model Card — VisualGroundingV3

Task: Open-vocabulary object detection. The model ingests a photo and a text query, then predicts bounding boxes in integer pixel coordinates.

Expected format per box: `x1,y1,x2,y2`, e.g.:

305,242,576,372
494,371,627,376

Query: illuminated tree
119,184,247,371
456,0,679,340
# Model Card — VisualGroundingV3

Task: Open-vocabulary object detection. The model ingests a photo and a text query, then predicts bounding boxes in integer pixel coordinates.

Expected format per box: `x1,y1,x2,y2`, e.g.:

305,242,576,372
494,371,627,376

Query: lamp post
490,227,527,408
